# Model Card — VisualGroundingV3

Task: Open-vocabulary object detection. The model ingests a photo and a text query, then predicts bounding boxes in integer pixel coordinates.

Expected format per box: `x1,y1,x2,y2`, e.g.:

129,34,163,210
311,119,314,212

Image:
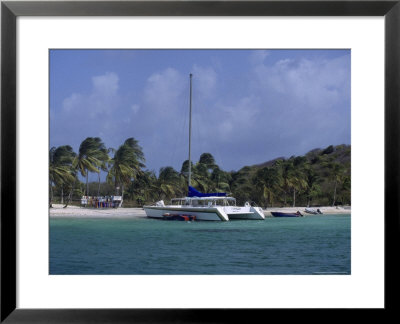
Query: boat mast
188,73,192,187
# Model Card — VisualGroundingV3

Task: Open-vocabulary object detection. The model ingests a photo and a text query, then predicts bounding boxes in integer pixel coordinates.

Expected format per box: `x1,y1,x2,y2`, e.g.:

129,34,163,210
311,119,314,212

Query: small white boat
305,207,323,215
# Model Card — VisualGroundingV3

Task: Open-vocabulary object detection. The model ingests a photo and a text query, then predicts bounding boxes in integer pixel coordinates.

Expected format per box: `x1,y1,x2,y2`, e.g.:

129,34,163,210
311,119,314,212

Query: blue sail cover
188,186,227,197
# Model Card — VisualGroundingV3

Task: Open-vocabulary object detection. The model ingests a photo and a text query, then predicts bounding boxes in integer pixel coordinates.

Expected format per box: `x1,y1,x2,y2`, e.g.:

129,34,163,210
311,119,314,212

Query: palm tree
95,146,111,196
230,166,254,205
186,152,225,194
124,138,146,166
210,167,231,192
179,158,209,194
325,162,345,206
49,146,76,207
289,171,307,207
253,167,282,207
276,157,308,207
338,175,351,205
180,160,193,178
128,170,158,205
192,163,212,192
157,166,183,200
75,137,109,196
275,159,294,206
107,137,145,204
290,156,308,207
302,163,322,207
197,152,231,193
199,153,218,171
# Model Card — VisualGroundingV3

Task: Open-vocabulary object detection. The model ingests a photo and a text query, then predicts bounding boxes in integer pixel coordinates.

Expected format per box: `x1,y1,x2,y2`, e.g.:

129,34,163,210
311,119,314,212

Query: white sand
50,204,350,218
49,204,147,218
264,206,350,216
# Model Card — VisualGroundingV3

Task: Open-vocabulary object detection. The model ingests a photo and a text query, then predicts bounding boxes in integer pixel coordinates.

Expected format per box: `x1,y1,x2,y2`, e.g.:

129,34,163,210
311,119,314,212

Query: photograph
2,0,397,320
49,49,351,275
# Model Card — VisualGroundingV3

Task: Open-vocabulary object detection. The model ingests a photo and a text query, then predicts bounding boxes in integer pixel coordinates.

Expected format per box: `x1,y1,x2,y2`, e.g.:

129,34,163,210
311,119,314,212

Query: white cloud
143,67,185,114
203,95,261,142
92,72,119,96
194,52,351,169
62,72,120,118
252,55,350,110
249,50,270,65
51,50,350,174
192,65,217,100
62,93,83,112
131,104,140,114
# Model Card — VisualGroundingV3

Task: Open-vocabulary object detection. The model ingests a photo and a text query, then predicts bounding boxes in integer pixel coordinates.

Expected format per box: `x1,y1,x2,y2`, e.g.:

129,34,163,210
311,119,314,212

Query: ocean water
50,215,350,275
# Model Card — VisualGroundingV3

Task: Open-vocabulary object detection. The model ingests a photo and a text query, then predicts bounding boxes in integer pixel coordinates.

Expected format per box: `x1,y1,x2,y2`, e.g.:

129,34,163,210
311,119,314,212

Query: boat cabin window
219,199,236,206
170,197,236,206
171,199,185,205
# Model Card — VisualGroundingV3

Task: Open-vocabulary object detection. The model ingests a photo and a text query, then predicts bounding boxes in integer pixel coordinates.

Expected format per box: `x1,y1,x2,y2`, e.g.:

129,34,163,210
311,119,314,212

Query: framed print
1,0,399,322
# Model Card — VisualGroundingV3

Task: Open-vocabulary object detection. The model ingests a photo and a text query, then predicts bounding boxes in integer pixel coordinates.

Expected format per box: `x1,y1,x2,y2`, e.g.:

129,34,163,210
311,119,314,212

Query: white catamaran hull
224,206,265,220
143,205,265,221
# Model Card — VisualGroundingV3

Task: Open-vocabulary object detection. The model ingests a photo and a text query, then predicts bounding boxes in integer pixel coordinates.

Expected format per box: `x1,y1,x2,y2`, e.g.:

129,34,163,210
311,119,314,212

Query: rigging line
192,99,209,164
180,96,189,169
193,105,209,168
192,105,201,161
168,84,189,173
171,105,188,172
195,100,225,173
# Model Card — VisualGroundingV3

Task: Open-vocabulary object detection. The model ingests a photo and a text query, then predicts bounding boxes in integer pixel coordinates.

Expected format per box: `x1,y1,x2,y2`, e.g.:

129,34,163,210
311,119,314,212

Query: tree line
49,137,351,208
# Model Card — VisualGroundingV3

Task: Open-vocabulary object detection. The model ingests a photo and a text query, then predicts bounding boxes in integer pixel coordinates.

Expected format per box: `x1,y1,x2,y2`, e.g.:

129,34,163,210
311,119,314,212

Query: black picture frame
1,0,399,322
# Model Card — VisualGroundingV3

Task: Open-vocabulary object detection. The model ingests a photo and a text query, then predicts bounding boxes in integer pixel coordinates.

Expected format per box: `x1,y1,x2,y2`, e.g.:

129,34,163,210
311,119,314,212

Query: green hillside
230,144,351,207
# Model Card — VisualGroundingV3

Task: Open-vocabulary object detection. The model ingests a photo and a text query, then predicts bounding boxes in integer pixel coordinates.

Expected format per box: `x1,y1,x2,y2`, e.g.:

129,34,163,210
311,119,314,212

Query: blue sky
50,49,351,177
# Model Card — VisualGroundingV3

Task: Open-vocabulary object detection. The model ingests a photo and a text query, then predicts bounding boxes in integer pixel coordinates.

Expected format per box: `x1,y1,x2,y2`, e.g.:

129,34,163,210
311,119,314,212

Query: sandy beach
49,204,350,218
265,206,350,216
49,204,147,218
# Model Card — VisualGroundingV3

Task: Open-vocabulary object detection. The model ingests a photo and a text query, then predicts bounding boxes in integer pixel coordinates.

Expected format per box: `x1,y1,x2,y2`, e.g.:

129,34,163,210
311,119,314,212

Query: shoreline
49,204,147,218
49,204,350,219
264,206,350,216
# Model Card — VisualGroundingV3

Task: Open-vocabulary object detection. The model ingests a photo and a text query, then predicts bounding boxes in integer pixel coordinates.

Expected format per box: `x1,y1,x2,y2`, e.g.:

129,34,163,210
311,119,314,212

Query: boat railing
170,196,236,207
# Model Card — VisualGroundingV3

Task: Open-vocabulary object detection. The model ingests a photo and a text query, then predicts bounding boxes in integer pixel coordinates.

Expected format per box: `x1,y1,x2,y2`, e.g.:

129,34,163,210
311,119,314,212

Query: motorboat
304,208,323,215
271,211,303,217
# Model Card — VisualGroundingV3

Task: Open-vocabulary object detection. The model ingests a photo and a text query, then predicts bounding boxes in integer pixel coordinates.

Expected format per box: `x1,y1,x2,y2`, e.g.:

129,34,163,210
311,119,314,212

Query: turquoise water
50,215,350,275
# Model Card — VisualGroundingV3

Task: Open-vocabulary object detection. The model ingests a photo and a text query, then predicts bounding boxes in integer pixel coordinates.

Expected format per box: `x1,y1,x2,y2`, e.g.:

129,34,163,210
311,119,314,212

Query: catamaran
143,74,265,221
144,186,265,221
